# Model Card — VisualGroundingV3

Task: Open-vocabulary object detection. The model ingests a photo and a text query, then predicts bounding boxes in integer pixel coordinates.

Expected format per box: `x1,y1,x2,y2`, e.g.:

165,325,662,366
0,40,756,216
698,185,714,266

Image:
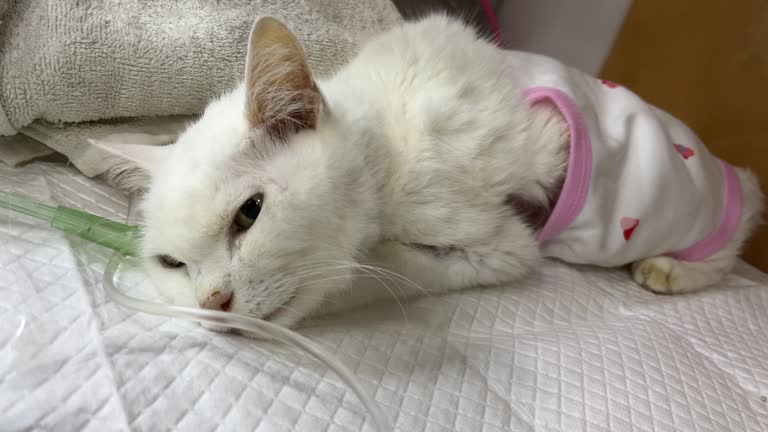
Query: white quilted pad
2,162,768,432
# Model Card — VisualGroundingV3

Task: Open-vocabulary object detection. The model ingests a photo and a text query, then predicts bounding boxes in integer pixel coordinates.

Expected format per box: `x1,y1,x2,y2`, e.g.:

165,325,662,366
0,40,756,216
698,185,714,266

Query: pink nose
200,290,233,311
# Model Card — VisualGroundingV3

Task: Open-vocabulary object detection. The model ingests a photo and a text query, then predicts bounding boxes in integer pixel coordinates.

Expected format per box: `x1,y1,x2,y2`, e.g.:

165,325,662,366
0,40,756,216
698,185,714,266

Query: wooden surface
602,0,768,270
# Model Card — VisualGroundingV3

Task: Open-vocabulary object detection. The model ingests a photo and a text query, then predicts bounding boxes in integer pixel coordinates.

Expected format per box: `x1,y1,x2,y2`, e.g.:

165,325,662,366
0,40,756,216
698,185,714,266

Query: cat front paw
631,256,683,294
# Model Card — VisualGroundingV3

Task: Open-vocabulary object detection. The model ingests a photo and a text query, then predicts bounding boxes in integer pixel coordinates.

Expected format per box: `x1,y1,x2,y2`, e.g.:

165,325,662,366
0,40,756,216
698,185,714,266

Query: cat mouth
261,294,297,321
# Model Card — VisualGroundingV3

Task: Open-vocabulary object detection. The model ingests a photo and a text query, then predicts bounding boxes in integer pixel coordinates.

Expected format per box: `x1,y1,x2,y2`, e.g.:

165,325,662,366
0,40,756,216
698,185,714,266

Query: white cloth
505,51,742,266
3,161,768,432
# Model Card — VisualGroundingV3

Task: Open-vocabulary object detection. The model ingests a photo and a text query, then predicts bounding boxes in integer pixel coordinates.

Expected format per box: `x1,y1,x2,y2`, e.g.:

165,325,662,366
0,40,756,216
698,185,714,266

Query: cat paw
631,256,683,294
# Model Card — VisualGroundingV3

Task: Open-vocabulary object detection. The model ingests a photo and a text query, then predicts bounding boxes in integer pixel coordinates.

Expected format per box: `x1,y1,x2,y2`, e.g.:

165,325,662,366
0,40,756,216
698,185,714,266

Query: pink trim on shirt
666,160,743,261
525,87,593,242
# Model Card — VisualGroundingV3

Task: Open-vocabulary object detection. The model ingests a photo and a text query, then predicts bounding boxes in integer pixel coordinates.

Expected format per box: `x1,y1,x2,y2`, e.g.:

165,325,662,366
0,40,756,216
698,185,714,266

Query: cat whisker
277,265,350,286
286,275,413,320
355,266,408,320
356,263,430,298
317,259,429,299
285,274,361,292
285,259,429,306
288,268,409,320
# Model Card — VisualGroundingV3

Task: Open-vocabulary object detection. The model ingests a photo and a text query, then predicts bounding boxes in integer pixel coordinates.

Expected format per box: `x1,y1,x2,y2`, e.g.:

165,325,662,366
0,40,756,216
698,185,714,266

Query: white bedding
2,161,768,432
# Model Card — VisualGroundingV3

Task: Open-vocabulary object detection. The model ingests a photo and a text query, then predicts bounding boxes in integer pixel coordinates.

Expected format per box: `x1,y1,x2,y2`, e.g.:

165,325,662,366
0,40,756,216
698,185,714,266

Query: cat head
94,17,378,329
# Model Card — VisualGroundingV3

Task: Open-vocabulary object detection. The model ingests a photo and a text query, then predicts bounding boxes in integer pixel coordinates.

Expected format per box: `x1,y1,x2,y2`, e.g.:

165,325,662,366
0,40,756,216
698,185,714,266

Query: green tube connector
0,191,142,257
51,207,141,257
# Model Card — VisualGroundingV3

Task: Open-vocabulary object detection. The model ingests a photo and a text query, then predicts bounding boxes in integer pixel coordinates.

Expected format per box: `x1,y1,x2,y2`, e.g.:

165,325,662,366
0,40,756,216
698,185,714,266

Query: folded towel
0,0,401,173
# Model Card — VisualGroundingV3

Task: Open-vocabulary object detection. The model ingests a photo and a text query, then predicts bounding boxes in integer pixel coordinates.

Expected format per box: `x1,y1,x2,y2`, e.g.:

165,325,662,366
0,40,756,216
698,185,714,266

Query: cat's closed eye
158,254,185,269
234,193,263,231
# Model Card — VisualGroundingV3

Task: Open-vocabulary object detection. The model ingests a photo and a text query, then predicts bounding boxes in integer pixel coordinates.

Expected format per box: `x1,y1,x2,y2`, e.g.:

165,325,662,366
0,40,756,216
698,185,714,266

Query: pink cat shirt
507,51,742,266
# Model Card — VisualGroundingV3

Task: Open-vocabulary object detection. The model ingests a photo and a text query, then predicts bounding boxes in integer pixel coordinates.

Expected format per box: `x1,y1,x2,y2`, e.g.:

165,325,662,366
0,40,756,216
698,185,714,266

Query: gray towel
0,0,401,174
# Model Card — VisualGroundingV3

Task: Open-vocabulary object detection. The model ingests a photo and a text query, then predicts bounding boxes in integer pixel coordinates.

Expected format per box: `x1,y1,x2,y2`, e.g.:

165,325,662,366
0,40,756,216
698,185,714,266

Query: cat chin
200,322,236,333
196,299,310,337
197,307,304,337
231,309,309,339
255,291,325,329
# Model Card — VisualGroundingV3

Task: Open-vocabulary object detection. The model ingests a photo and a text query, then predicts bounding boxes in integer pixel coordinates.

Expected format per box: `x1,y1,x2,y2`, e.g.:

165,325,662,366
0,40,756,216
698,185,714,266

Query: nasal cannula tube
0,190,141,256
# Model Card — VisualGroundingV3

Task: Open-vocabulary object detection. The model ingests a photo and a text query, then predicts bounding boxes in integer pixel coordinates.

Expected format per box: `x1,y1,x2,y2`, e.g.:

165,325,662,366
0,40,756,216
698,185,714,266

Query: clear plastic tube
102,252,393,432
0,190,57,221
0,191,141,257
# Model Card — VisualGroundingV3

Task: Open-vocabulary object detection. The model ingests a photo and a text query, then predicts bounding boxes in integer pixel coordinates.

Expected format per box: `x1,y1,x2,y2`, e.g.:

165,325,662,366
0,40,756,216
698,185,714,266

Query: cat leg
632,168,763,294
631,254,736,294
315,224,539,316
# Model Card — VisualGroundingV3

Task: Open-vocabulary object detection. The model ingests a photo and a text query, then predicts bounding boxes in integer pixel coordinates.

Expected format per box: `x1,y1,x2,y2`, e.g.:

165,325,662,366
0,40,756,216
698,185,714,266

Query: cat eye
158,254,185,269
234,193,263,231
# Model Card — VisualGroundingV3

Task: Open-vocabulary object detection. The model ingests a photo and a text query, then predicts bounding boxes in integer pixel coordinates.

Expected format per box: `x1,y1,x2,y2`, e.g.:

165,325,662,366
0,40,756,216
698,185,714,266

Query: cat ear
244,16,322,140
87,139,172,191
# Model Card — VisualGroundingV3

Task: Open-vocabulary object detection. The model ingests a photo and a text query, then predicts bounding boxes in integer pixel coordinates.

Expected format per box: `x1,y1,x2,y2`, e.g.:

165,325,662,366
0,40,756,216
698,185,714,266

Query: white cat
95,15,764,330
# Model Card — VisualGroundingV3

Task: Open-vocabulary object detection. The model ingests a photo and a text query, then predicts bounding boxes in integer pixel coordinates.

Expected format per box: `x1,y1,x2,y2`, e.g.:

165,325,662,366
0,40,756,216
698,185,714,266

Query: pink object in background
479,0,504,46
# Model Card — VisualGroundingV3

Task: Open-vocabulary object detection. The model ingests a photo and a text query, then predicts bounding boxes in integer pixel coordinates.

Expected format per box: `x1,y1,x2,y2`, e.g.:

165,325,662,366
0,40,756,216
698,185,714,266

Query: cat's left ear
88,138,172,191
244,16,323,140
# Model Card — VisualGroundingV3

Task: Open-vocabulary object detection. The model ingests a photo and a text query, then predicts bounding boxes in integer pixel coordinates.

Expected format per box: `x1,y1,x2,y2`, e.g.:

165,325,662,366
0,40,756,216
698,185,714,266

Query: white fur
96,15,763,329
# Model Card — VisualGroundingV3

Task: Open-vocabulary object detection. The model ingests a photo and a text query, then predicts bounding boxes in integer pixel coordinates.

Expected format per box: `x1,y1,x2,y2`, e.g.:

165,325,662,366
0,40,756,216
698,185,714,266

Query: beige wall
602,0,768,270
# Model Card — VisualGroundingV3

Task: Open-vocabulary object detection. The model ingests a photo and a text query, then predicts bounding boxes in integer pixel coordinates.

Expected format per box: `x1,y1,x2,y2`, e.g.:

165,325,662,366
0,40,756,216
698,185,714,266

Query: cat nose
200,290,233,311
